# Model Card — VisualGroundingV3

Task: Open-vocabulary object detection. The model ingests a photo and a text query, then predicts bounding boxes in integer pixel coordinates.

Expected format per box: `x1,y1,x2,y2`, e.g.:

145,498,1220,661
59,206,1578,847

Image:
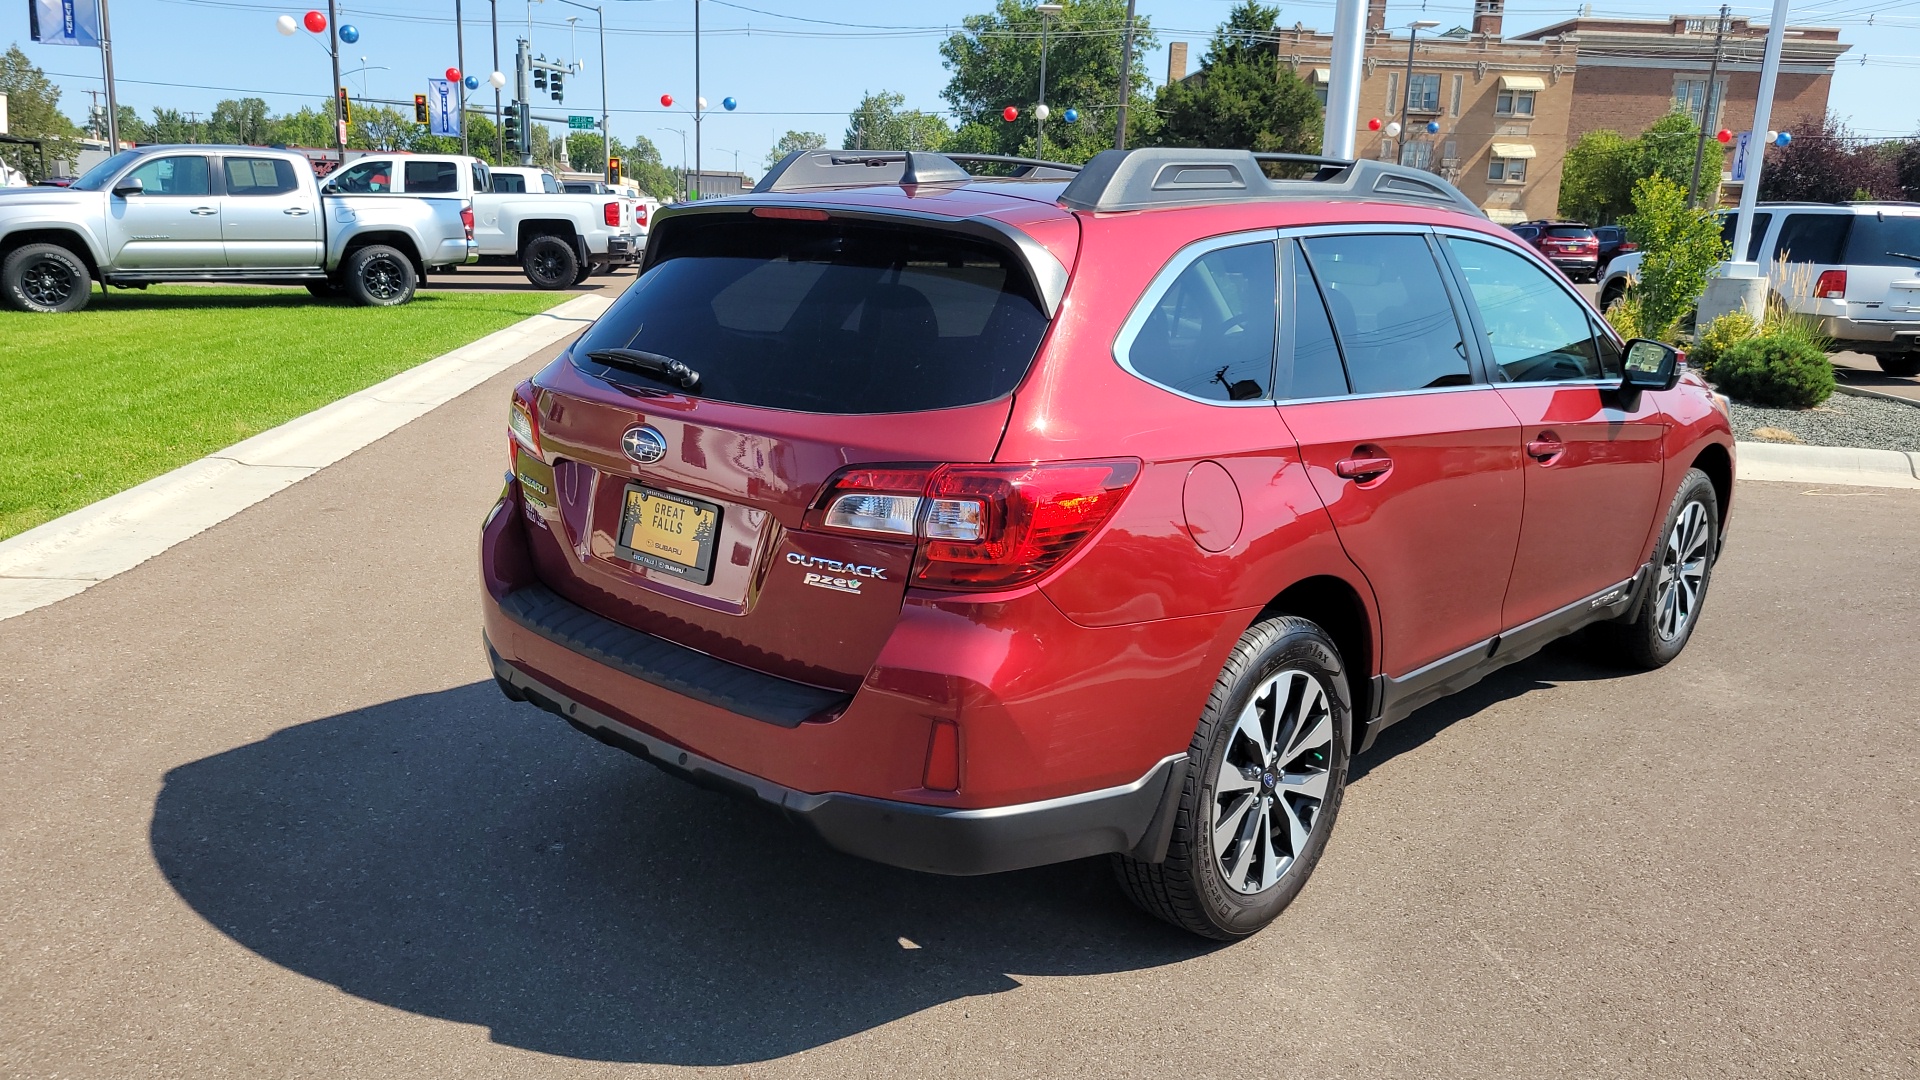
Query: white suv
1601,202,1920,375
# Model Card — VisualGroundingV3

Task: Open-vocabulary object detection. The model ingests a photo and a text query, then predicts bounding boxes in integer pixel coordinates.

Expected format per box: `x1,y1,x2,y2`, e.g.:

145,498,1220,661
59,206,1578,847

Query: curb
1832,382,1920,409
1735,440,1920,490
0,292,612,622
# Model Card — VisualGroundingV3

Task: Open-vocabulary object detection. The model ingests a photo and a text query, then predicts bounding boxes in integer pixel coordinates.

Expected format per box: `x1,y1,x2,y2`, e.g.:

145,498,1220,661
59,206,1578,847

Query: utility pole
1036,4,1061,159
327,0,346,161
1729,0,1789,273
98,0,121,150
456,0,470,156
492,0,504,161
1323,0,1365,157
1114,0,1138,149
693,0,703,200
85,89,103,139
1686,4,1729,209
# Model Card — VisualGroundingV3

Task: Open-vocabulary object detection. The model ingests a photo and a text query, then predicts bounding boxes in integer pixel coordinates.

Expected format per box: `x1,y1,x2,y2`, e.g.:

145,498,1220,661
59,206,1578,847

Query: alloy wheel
1654,500,1710,642
22,257,76,308
1210,668,1334,895
362,254,406,301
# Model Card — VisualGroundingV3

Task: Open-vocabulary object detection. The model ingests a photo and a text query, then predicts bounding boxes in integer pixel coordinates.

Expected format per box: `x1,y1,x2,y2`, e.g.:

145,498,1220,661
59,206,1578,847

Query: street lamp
1400,18,1440,148
545,0,610,187
667,126,688,199
1035,3,1062,159
717,147,741,175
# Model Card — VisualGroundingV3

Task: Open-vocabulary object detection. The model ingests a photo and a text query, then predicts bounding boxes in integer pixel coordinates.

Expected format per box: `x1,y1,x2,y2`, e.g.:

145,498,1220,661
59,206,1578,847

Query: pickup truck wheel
1875,353,1920,377
571,258,593,286
3,242,93,313
343,245,417,306
522,235,578,290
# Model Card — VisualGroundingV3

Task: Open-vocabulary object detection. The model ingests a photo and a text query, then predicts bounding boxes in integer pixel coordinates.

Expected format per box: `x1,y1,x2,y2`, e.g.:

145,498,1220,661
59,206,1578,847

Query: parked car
1601,202,1920,375
1594,225,1637,272
480,148,1735,940
1510,220,1600,281
560,178,646,263
0,144,475,313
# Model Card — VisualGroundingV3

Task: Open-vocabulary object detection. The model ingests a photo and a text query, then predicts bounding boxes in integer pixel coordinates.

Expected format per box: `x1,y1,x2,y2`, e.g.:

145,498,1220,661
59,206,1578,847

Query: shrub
1688,310,1758,379
1604,293,1645,344
1713,333,1835,408
1622,174,1727,341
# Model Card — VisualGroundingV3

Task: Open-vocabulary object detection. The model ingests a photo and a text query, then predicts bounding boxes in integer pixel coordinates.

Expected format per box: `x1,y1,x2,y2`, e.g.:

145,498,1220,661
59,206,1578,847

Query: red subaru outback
481,149,1734,940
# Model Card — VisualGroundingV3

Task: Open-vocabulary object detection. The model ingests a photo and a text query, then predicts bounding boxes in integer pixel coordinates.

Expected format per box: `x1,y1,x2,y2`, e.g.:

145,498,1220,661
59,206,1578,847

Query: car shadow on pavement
149,681,1213,1065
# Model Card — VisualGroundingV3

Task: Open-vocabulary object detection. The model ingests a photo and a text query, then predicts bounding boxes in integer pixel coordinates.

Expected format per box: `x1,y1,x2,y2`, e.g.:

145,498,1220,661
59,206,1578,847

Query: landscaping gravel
1723,389,1920,451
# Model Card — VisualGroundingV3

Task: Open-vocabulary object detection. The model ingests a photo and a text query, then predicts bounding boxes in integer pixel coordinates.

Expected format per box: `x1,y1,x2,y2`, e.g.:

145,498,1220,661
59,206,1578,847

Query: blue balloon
1062,107,1079,123
464,75,480,90
337,23,359,44
1776,131,1792,147
1426,120,1440,134
722,96,737,111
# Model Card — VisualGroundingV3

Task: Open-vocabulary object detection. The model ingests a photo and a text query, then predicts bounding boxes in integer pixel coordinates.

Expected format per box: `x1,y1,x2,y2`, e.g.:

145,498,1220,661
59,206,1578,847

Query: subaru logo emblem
621,424,667,464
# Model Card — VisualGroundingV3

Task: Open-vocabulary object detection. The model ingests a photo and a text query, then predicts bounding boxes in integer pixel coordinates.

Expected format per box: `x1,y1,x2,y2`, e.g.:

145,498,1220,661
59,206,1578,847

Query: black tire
1600,281,1627,312
2,242,93,313
522,235,578,290
571,256,593,286
341,245,417,307
1113,616,1351,941
1875,353,1920,377
305,280,336,299
1601,468,1719,669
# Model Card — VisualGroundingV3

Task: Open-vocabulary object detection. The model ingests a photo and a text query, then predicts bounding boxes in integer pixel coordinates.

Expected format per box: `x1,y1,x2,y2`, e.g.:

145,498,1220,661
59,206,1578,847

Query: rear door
106,153,223,269
1277,230,1525,678
1838,211,1920,326
1442,233,1665,626
217,155,321,268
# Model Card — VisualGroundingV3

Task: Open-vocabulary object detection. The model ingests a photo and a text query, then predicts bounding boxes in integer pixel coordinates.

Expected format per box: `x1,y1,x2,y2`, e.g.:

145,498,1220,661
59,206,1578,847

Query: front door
1278,232,1525,679
106,154,223,269
1441,235,1666,627
217,155,322,269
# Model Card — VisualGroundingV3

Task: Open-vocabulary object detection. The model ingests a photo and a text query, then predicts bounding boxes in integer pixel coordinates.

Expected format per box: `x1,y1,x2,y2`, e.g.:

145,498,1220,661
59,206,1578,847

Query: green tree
205,97,273,146
619,133,681,200
768,129,827,166
1559,110,1710,223
844,91,951,151
1621,173,1727,341
1148,1,1321,154
0,44,80,180
939,0,1158,163
265,106,333,149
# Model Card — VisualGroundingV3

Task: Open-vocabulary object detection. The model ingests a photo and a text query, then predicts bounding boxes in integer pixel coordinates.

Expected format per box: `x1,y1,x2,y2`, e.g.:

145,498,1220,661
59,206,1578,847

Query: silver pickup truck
0,145,477,313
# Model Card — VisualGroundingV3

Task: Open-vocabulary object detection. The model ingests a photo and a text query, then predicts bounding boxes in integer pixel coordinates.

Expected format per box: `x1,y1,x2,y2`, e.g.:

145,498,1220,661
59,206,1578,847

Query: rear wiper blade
584,348,701,390
1887,251,1920,265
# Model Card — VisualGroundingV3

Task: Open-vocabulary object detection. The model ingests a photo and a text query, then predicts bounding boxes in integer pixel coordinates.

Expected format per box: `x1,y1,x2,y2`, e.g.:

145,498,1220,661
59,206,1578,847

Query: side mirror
1621,338,1681,392
111,177,144,197
320,181,340,194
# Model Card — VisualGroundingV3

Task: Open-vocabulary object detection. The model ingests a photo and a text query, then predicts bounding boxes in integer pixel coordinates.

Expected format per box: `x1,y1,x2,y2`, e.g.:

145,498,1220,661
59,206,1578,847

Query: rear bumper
433,237,480,267
488,641,1186,875
605,235,639,264
1821,316,1920,347
1546,255,1598,277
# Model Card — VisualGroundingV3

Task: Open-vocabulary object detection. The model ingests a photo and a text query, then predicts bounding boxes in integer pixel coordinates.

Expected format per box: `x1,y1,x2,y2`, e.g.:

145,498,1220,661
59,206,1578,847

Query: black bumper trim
495,585,850,728
488,642,1187,876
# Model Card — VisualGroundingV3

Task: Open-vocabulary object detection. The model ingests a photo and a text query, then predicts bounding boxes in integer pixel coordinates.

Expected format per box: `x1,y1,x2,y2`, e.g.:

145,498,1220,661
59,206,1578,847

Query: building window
1675,78,1724,126
1488,156,1528,183
1379,139,1398,161
1443,138,1459,165
1314,85,1329,106
1495,89,1536,117
1450,74,1464,117
1386,72,1400,116
1407,74,1441,113
1400,141,1433,170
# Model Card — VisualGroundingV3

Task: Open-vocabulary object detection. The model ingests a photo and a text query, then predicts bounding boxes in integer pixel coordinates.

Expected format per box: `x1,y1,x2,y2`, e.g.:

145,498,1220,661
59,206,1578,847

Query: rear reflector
752,206,830,221
1815,269,1847,299
923,720,960,791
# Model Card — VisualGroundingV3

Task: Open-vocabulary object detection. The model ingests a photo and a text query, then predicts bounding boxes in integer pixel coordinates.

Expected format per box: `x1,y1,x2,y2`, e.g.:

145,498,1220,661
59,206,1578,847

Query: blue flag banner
427,79,461,138
28,0,103,46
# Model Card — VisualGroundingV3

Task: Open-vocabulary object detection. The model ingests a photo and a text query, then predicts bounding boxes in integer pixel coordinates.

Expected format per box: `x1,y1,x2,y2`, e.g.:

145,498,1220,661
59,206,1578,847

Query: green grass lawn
0,286,568,541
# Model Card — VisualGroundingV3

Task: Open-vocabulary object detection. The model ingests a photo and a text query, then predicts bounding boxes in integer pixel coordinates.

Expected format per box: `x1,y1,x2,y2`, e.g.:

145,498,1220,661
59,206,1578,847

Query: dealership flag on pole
28,0,103,46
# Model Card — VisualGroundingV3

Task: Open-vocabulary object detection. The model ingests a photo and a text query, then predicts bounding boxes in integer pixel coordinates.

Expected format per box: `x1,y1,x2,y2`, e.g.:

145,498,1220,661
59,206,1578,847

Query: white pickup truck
342,156,637,288
0,145,476,313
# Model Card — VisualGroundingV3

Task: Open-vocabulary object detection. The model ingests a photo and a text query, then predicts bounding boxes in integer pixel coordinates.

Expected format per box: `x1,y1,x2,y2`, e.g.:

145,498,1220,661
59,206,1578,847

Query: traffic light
607,156,621,181
550,71,564,103
503,103,522,155
337,87,352,124
534,67,547,92
413,94,429,125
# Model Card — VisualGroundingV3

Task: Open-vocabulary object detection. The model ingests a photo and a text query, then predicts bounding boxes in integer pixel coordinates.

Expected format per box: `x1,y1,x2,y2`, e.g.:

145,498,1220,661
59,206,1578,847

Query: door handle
284,206,311,215
189,206,217,216
1334,456,1394,482
1526,437,1566,462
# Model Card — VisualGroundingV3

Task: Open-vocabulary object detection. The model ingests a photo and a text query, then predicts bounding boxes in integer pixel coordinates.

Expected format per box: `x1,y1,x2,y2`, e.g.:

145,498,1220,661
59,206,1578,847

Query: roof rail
753,149,1082,193
1057,148,1484,217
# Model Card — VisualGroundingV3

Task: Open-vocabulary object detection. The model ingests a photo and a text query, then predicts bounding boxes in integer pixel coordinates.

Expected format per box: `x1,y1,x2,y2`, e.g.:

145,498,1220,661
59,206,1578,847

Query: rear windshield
1842,214,1920,267
1543,226,1594,239
492,173,528,193
573,215,1050,414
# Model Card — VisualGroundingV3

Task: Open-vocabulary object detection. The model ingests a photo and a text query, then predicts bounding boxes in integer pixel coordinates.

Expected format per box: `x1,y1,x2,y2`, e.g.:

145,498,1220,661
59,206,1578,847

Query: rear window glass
404,160,459,193
223,157,299,195
573,215,1050,414
1543,226,1594,239
1842,214,1920,267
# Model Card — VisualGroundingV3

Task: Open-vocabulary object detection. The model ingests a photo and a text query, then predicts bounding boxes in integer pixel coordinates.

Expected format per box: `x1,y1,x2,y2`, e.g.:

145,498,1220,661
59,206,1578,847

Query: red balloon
445,67,461,82
1368,117,1382,131
660,93,674,108
1002,105,1019,122
303,9,326,32
1716,129,1733,143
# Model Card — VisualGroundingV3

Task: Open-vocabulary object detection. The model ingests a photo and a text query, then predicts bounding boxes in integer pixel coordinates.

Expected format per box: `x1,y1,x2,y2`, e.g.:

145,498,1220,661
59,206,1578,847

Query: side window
124,155,211,196
541,173,561,194
1302,233,1471,394
404,160,459,194
1716,211,1772,261
492,173,527,193
1280,240,1351,400
1775,213,1848,265
222,157,299,196
329,159,394,194
1127,240,1277,402
1446,238,1601,382
470,162,491,195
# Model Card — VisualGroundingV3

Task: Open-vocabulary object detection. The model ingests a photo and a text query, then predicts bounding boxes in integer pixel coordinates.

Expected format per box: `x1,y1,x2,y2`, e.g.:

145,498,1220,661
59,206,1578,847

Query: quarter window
1447,238,1602,382
124,155,211,196
1302,234,1471,394
1128,241,1277,402
222,157,299,196
1280,241,1351,400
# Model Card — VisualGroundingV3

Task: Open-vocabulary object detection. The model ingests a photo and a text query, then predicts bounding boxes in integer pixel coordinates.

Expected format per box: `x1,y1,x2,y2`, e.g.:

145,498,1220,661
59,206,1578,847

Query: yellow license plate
614,485,720,584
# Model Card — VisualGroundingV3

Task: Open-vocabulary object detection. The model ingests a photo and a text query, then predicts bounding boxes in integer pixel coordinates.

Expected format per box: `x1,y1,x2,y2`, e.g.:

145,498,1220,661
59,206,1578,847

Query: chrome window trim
1271,381,1502,408
1110,228,1283,409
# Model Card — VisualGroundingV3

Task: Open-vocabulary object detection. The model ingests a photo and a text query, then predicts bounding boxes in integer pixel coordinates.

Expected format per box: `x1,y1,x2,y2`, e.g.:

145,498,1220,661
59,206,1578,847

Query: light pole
491,0,503,161
328,0,346,161
1035,3,1062,159
1114,0,1136,149
1400,19,1439,134
667,126,688,199
456,0,469,155
344,62,388,99
693,0,703,200
547,0,609,183
717,147,740,175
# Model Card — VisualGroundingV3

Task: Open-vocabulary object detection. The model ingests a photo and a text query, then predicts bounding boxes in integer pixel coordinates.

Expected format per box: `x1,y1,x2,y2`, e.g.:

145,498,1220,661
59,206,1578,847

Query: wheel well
1690,442,1734,530
1259,575,1374,725
518,220,578,250
340,231,424,278
1601,276,1627,306
2,228,100,278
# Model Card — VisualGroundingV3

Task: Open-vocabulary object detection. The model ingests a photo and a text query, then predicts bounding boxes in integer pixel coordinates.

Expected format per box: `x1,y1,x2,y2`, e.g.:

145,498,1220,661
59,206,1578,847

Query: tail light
1619,241,1637,252
603,201,620,227
636,205,649,227
1815,270,1847,299
508,380,542,463
460,205,475,240
806,459,1141,592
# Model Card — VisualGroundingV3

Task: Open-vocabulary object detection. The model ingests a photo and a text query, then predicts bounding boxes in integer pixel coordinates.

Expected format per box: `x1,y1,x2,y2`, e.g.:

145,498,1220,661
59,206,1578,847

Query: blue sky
6,0,1918,174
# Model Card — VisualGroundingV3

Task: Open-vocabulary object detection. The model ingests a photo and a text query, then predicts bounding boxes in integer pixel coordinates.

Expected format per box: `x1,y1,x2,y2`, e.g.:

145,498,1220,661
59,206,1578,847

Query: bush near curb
1689,310,1759,380
1713,333,1835,408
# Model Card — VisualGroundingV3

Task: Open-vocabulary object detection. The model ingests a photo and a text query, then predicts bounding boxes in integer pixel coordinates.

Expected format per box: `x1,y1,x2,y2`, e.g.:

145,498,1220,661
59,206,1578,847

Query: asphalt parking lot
3,334,1918,1078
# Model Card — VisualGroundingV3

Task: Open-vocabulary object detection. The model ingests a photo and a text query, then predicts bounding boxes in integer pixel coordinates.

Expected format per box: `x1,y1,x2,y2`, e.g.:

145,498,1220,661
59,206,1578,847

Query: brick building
1506,14,1850,146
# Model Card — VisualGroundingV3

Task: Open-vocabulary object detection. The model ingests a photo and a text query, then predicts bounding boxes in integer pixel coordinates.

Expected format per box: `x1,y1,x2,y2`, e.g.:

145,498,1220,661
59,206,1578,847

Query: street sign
568,115,594,131
1731,130,1751,183
427,78,459,138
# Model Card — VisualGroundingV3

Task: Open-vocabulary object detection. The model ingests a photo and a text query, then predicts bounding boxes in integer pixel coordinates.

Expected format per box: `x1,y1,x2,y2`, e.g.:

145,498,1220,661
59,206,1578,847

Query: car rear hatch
1837,212,1920,326
509,204,1067,694
1540,225,1597,257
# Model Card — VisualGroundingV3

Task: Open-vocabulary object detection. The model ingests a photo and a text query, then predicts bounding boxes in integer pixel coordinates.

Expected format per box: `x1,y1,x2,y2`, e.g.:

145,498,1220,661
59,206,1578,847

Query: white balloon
276,14,297,35
1034,103,1051,121
489,70,507,89
1385,121,1402,137
696,96,708,111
